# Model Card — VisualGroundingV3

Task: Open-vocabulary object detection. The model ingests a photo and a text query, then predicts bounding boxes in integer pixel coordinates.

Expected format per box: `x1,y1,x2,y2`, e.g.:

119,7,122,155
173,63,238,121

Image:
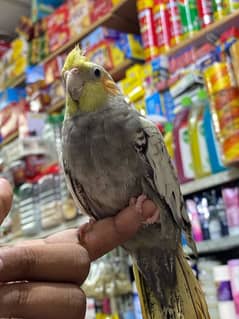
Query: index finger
0,179,13,224
81,200,157,261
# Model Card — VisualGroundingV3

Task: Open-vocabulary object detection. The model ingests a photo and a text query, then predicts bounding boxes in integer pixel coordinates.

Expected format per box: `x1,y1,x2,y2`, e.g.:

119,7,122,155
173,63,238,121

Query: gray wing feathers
139,117,196,254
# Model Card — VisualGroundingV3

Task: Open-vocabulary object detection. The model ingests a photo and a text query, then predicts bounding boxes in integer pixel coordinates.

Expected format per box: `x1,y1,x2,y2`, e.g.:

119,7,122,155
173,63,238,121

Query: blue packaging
146,92,163,116
26,65,45,84
81,27,121,51
163,90,175,122
203,104,226,173
31,0,64,22
116,34,144,60
0,88,26,109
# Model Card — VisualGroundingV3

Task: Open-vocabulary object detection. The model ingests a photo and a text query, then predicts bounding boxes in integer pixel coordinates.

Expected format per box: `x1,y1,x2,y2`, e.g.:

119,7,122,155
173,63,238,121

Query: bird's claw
129,194,160,225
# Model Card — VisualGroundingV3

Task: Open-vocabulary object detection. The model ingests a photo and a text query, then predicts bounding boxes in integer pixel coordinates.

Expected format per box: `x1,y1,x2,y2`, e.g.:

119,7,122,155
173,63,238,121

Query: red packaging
137,1,158,61
47,25,71,52
153,0,171,53
47,4,69,30
196,0,213,27
168,0,183,45
0,102,24,142
89,0,113,23
44,57,62,84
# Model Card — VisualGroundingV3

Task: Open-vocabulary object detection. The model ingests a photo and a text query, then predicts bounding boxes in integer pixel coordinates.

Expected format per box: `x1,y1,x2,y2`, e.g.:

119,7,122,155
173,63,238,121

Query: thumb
0,178,13,224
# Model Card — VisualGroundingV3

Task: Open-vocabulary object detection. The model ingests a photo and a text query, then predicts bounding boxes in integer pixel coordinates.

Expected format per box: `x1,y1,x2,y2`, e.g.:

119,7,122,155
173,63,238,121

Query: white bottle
213,265,237,319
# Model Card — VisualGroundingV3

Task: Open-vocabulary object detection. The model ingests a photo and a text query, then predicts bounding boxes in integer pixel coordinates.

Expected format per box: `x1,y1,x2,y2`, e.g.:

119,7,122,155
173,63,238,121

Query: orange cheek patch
102,78,120,96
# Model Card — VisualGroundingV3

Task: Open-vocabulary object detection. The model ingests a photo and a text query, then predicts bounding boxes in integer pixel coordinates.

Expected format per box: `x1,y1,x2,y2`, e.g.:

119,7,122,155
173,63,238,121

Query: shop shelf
184,235,239,255
0,215,88,245
181,168,239,196
167,10,239,56
2,0,138,90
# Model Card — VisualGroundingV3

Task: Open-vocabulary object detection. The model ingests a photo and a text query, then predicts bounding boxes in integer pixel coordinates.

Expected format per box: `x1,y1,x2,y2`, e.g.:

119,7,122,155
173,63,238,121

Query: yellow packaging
230,41,239,87
204,62,235,95
137,0,154,10
120,77,144,102
126,64,145,81
13,56,27,77
11,37,28,61
134,98,146,114
110,45,125,67
164,123,174,160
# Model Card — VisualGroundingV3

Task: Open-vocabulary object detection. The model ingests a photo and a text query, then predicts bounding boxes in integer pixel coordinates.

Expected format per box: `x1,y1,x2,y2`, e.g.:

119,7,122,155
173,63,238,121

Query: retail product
168,0,183,45
189,90,211,178
198,259,220,319
196,0,214,27
164,122,174,161
173,97,195,184
137,0,158,60
186,199,203,242
204,62,236,95
203,96,226,173
211,88,239,164
153,0,171,54
213,265,237,319
228,259,239,319
222,187,239,236
178,0,201,35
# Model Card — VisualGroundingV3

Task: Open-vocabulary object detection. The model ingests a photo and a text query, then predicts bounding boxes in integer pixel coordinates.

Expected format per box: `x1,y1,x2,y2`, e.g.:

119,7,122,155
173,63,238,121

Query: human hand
0,179,157,319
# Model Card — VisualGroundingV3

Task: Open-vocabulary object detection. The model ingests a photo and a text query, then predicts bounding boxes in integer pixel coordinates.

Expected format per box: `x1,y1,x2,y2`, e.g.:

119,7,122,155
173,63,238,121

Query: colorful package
81,27,121,51
222,187,239,236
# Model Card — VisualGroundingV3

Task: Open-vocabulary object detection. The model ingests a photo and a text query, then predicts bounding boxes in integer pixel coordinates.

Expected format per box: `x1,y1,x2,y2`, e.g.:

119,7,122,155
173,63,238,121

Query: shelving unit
184,235,239,255
2,0,139,90
0,214,88,246
167,10,239,56
181,167,239,195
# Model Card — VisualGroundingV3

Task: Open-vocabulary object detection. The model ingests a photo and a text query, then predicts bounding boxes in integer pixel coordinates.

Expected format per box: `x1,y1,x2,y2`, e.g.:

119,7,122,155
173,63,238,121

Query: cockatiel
61,47,210,319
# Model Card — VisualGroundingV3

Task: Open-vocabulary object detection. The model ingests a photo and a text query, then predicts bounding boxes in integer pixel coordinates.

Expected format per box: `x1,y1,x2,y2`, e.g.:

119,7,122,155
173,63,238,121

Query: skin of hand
0,178,157,319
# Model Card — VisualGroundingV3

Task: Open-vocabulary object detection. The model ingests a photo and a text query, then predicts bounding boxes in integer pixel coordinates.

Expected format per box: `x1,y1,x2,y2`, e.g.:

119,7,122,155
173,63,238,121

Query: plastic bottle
228,259,239,319
189,89,211,178
173,96,195,184
186,199,203,242
213,265,237,319
164,122,174,162
202,90,227,174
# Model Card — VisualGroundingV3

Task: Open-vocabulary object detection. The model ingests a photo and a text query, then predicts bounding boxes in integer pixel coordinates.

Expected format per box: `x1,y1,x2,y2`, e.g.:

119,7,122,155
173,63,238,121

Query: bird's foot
78,218,96,243
130,194,160,225
143,208,160,224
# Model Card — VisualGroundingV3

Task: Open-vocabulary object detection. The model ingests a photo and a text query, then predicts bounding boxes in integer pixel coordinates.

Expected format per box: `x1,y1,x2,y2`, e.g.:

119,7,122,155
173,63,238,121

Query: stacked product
136,0,239,60
185,184,239,243
0,0,124,90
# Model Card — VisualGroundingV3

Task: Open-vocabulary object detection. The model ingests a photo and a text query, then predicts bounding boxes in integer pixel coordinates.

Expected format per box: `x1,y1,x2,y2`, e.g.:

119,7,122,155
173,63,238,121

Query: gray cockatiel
61,47,208,319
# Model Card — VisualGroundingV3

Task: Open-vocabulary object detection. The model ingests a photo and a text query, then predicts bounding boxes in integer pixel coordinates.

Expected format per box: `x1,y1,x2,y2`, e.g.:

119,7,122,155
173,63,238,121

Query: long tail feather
133,246,210,319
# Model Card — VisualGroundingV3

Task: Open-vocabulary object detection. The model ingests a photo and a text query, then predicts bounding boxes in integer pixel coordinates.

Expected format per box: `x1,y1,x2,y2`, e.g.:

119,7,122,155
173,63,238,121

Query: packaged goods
173,97,195,183
153,0,171,53
137,0,159,60
189,90,211,178
178,0,201,36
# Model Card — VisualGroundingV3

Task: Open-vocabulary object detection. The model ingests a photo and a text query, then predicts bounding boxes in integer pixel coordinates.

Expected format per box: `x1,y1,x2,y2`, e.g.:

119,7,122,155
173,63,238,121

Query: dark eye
94,68,101,78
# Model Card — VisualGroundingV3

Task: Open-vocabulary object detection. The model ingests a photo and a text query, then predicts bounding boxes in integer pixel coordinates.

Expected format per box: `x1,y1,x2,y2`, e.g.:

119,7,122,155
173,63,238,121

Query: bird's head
62,46,120,117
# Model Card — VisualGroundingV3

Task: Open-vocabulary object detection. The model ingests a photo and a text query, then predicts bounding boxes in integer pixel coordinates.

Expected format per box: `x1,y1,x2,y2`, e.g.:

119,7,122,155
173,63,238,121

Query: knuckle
67,286,86,319
11,285,30,308
16,246,37,275
72,246,90,282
